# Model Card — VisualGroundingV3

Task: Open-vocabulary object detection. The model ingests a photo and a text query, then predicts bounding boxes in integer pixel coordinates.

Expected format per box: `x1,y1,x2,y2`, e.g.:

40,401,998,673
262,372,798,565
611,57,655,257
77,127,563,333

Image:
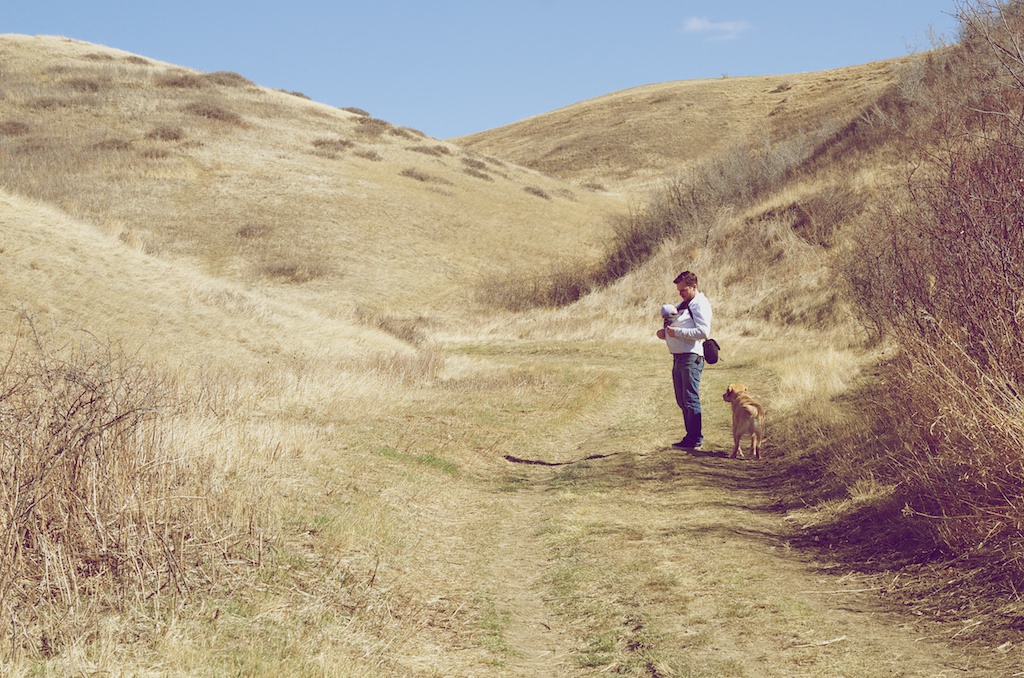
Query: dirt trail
433,352,1009,677
477,448,999,677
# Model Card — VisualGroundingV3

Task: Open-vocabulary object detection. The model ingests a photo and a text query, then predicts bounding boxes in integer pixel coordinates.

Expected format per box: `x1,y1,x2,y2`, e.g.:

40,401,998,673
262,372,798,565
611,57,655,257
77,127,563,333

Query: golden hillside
6,23,1017,675
455,59,910,194
0,34,623,336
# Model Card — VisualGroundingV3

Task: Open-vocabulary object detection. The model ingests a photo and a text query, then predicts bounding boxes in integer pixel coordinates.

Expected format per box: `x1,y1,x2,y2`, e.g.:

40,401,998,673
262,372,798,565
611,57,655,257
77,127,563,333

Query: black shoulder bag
687,302,720,364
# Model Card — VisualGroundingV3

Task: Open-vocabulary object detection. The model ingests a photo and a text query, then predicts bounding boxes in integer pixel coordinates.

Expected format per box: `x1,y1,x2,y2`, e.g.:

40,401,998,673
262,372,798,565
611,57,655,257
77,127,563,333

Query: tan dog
722,384,765,459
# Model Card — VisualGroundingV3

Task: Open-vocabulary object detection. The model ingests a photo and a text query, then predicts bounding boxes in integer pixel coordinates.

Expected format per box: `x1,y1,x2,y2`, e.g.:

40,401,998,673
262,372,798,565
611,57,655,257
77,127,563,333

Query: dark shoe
672,439,702,451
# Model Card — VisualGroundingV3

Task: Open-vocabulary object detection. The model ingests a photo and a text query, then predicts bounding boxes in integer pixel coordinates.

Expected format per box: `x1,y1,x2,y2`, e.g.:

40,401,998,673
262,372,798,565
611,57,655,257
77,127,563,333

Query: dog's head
723,384,748,402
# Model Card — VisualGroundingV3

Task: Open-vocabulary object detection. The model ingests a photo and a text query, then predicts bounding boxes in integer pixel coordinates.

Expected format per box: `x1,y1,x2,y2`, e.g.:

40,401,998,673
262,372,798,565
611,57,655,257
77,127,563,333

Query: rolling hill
6,29,1010,676
454,58,911,194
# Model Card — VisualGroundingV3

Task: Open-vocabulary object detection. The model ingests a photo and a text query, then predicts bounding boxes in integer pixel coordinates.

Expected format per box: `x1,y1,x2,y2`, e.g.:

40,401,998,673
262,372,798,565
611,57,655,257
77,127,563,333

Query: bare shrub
355,116,393,138
475,259,595,310
461,157,487,171
355,149,383,162
523,186,551,200
93,138,133,151
0,120,30,136
262,260,330,283
408,144,451,157
29,96,74,110
400,167,452,185
355,307,432,346
156,71,204,89
145,125,184,141
0,321,253,640
312,137,354,153
203,71,254,88
66,77,103,93
343,107,370,117
463,167,493,181
236,223,272,239
833,0,1024,593
182,101,243,125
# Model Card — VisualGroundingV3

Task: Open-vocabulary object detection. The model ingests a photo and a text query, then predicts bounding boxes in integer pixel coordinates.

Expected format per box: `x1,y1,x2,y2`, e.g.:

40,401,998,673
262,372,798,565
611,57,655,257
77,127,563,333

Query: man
656,271,712,450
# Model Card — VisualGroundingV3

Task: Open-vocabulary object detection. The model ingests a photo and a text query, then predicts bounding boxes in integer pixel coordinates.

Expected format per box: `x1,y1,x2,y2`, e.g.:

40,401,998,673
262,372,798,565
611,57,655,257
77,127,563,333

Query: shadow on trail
504,452,621,466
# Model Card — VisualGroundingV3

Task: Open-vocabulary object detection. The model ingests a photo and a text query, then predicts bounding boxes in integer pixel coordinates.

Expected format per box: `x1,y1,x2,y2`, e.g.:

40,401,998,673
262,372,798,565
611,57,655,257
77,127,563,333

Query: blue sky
4,1,960,139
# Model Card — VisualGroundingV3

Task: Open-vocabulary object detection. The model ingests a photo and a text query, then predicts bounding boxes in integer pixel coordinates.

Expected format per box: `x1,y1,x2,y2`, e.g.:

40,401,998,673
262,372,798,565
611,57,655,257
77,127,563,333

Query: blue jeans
672,354,703,441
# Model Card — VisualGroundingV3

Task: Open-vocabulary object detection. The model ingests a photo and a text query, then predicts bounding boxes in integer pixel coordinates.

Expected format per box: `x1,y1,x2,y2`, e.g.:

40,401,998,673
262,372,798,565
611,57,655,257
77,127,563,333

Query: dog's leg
752,432,761,460
731,432,744,459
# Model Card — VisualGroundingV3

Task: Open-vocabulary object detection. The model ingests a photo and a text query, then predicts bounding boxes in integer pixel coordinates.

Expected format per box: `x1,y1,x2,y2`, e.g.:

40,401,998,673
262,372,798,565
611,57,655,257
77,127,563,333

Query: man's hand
656,328,666,340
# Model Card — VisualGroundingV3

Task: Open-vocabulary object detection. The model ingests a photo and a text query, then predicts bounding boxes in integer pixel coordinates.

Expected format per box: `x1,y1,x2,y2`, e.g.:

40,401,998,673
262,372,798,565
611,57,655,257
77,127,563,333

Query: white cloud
683,16,752,41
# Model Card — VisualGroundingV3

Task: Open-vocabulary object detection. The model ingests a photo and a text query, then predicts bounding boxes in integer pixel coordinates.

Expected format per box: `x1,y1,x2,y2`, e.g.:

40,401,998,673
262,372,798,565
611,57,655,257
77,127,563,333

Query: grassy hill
454,59,909,194
2,18,1021,675
0,34,622,329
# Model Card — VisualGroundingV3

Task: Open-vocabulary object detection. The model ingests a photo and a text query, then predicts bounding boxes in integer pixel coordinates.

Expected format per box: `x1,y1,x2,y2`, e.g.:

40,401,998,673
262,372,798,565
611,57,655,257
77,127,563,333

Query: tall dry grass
838,0,1024,567
742,3,1024,633
0,316,264,661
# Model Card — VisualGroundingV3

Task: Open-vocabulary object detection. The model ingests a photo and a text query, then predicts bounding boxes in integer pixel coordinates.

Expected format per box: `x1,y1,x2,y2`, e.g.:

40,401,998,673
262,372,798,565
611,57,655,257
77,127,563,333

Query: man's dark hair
673,271,698,286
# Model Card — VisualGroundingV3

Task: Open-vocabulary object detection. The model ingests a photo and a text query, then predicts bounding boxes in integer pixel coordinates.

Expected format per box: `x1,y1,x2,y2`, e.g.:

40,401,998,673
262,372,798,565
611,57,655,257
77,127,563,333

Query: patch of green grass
373,446,459,476
472,596,515,660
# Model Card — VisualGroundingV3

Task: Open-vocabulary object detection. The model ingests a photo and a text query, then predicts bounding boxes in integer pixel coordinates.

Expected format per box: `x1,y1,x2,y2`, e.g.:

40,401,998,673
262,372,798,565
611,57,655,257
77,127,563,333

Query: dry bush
182,100,243,125
311,137,354,154
818,0,1024,612
65,77,103,93
92,138,133,151
203,71,255,88
355,116,394,138
0,321,256,653
407,144,451,157
155,71,203,89
463,167,493,181
475,259,595,311
399,167,453,185
0,120,30,136
261,260,331,283
523,185,551,200
145,125,184,141
236,223,273,239
476,134,827,311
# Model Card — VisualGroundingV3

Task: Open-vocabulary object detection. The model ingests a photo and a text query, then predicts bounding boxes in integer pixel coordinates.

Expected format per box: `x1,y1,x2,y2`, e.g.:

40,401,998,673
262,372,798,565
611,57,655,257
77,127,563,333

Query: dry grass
1,21,1020,676
455,59,908,194
0,34,623,315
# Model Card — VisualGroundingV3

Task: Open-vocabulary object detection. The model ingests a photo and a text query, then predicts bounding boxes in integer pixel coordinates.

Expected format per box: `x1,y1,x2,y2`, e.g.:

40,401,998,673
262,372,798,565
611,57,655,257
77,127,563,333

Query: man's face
676,281,697,303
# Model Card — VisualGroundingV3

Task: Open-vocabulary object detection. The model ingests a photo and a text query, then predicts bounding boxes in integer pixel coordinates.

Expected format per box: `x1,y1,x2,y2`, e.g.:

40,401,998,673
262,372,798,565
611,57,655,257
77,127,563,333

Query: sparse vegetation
0,318,259,657
400,166,453,185
0,120,30,136
182,100,243,124
408,143,451,156
4,15,1024,674
155,71,203,89
311,136,354,155
145,124,183,141
203,70,255,88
